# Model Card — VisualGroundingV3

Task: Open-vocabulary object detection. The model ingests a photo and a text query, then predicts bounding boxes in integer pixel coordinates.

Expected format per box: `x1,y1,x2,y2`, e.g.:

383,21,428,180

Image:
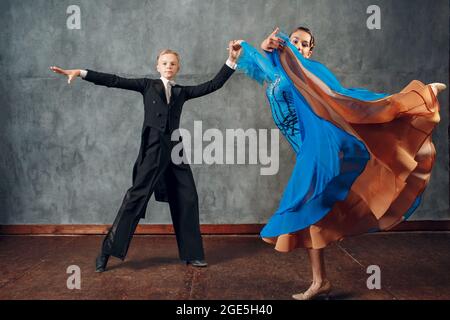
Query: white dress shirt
159,76,176,104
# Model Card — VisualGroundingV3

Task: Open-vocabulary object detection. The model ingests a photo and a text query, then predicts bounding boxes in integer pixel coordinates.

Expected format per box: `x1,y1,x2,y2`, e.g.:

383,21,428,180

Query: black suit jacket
83,64,235,203
83,64,235,134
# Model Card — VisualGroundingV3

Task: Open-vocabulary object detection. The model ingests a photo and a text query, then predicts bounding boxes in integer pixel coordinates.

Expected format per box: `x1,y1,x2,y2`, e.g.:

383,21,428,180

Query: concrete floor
0,232,449,300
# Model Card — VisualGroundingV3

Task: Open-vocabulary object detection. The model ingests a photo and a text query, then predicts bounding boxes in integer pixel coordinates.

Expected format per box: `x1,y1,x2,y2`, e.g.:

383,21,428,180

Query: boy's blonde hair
156,49,180,64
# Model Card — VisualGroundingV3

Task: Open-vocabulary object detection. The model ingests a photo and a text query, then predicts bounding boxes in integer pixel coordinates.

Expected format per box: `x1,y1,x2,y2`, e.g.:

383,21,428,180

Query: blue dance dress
237,32,440,250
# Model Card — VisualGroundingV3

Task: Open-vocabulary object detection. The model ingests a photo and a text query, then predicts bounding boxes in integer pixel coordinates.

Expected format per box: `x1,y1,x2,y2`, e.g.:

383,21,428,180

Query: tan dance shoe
292,279,332,300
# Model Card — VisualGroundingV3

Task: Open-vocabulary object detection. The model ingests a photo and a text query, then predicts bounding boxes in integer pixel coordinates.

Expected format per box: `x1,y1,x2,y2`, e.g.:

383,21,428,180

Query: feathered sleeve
237,41,277,85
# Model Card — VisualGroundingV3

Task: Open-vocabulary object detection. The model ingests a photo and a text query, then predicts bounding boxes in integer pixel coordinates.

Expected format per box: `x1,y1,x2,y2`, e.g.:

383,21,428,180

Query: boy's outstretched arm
184,40,242,100
50,66,147,94
81,69,147,94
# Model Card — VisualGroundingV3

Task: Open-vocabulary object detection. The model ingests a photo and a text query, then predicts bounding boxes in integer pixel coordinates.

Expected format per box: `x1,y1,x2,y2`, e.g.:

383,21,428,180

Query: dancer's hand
261,27,285,52
228,40,243,64
49,66,81,84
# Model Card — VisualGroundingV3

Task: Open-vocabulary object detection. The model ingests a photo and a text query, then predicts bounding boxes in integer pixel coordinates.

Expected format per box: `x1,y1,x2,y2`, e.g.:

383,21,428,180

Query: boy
50,41,241,272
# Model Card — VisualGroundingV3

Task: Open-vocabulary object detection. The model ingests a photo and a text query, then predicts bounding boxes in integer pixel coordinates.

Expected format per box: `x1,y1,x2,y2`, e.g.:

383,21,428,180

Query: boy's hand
50,66,81,84
228,40,243,64
261,27,285,52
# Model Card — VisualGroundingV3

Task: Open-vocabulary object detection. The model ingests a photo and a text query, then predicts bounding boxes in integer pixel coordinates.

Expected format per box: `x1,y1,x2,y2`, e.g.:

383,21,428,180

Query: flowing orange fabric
262,48,440,251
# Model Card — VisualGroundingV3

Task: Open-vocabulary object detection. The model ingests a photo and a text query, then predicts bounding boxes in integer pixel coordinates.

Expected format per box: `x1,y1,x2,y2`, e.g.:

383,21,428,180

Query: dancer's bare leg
293,248,331,300
307,248,328,288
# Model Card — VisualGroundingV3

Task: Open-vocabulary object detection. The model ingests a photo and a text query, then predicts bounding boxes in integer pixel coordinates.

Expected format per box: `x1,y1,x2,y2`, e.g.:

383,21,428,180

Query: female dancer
233,26,446,300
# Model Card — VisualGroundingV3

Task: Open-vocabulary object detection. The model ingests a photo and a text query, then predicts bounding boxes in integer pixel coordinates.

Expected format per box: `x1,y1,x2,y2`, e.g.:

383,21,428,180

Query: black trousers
100,127,204,261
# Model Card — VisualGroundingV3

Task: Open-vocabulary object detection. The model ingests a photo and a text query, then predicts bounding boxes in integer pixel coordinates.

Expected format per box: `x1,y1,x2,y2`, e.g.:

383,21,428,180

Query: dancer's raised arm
183,40,241,100
50,66,147,94
260,27,285,52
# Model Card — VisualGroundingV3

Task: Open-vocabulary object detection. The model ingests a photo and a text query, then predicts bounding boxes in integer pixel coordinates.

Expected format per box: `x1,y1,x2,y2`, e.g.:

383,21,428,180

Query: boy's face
289,30,313,58
156,53,180,80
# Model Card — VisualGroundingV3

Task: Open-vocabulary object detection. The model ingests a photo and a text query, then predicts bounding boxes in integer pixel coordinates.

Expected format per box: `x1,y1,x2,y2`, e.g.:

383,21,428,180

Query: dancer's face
289,30,313,58
157,53,180,80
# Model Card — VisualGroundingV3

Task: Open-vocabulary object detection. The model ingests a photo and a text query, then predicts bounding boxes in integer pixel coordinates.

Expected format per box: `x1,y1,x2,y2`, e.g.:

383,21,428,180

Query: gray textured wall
0,0,448,225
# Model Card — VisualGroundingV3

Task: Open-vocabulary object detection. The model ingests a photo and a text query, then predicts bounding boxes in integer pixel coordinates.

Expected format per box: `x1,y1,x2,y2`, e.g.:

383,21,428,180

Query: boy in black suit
50,41,241,272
